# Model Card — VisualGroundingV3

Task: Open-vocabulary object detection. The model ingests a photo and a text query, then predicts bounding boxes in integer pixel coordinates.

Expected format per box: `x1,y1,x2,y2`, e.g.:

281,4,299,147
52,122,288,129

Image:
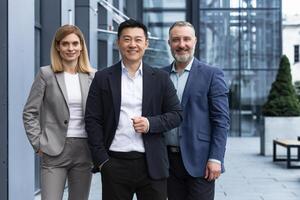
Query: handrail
97,0,129,24
97,0,158,39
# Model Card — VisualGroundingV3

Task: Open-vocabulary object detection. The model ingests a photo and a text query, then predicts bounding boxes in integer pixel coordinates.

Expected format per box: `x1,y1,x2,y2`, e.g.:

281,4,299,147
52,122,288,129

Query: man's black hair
117,19,148,39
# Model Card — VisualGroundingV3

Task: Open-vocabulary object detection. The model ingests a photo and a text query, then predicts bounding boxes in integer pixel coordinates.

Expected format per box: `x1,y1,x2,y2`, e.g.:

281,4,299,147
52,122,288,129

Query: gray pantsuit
41,138,92,200
23,66,95,200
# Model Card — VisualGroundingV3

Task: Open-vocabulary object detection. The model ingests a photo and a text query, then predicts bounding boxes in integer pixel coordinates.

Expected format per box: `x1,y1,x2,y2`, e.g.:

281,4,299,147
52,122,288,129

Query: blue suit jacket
85,61,183,179
164,58,230,177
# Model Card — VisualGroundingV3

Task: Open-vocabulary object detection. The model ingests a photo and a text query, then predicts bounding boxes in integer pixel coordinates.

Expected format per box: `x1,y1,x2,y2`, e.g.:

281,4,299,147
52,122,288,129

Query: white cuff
145,118,150,133
208,158,221,164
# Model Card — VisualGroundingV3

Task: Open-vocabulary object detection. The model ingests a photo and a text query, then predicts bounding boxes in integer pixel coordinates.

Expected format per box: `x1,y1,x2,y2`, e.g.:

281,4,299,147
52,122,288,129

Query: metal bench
273,139,300,168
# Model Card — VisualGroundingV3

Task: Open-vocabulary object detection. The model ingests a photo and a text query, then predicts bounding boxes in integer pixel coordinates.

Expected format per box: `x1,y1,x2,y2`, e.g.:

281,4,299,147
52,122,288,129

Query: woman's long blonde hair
50,24,92,73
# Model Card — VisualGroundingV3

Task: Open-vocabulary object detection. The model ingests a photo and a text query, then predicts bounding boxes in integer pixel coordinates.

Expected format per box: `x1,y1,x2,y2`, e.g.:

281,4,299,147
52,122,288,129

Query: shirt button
64,120,68,124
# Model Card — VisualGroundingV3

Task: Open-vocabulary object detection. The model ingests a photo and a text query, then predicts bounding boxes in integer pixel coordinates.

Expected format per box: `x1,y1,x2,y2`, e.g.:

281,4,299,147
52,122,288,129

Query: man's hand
204,161,221,181
132,116,149,134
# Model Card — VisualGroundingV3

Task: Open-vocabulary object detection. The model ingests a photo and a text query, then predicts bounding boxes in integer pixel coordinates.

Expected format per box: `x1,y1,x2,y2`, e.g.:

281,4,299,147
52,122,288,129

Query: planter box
261,116,300,156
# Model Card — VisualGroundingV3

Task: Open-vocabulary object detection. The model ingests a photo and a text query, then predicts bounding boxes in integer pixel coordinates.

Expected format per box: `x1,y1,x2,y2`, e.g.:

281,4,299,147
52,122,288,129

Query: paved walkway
215,137,300,200
37,137,300,199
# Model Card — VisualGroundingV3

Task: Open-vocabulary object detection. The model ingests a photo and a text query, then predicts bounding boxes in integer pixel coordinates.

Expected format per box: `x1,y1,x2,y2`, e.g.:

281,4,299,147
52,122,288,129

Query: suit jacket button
64,120,68,124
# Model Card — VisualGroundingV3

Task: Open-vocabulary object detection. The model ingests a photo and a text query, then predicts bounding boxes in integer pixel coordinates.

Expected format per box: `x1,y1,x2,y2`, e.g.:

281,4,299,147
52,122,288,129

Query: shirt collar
121,61,143,76
171,57,194,73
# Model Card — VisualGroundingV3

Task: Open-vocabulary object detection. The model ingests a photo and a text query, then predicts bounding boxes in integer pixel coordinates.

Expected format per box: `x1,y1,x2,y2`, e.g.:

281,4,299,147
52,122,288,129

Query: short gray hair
169,21,195,35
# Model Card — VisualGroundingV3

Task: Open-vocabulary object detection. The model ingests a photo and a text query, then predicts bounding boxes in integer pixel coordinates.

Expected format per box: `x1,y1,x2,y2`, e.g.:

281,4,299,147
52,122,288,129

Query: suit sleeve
23,70,46,152
208,69,230,162
85,73,109,171
147,72,183,133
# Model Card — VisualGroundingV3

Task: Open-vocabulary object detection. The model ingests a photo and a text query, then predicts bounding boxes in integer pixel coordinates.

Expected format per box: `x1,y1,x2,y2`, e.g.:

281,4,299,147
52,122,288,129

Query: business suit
85,61,182,199
23,65,94,200
164,58,230,200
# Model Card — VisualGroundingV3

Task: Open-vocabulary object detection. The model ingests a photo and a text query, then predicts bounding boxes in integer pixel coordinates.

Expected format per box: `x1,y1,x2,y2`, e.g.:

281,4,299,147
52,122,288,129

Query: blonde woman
23,24,95,200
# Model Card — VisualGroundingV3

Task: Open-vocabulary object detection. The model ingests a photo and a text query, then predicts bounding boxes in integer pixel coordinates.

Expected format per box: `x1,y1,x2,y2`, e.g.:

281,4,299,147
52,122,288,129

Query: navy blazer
164,58,230,177
85,61,183,179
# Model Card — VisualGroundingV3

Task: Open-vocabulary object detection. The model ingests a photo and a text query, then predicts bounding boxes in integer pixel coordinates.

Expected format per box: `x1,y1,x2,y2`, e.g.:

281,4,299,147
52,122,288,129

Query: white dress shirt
109,61,145,152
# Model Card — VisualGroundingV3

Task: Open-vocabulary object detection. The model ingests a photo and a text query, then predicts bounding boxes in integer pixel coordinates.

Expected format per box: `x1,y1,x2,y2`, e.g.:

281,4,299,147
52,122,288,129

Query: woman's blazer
23,65,95,156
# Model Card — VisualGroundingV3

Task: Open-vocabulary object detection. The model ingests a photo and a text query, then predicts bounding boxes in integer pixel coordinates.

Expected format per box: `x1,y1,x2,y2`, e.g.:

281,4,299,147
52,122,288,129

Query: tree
294,80,300,101
262,55,300,116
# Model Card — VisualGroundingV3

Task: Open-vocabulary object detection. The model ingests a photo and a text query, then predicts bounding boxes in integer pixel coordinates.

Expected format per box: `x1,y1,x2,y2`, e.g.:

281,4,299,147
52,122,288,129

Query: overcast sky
282,0,300,15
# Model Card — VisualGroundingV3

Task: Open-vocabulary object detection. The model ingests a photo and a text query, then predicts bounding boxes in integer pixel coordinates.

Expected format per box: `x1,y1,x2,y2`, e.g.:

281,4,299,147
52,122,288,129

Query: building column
186,0,200,58
0,0,8,198
75,0,98,67
126,0,143,21
40,0,61,66
8,0,35,199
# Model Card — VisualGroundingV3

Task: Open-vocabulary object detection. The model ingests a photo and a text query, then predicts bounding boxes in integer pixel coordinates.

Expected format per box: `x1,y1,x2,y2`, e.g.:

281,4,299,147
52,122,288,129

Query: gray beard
172,47,195,63
174,54,193,63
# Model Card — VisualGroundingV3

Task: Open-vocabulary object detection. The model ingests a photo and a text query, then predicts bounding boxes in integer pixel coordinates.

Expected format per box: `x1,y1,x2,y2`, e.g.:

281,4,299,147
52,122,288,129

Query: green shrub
262,55,300,116
295,81,300,102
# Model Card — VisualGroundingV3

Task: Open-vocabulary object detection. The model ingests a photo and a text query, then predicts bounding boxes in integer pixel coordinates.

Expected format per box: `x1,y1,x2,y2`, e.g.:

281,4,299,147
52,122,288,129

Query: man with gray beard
163,21,230,200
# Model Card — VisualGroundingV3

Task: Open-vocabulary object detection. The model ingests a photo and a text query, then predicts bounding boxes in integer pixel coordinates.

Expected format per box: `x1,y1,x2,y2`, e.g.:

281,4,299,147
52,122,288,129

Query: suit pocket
197,132,211,142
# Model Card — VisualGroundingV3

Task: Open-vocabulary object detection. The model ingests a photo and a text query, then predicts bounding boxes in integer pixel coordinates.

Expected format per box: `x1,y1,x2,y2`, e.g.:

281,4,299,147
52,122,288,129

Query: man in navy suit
85,19,182,200
164,21,230,200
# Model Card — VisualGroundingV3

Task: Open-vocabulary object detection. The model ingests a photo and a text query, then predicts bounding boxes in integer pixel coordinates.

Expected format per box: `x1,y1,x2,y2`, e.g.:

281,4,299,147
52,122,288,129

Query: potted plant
261,55,300,155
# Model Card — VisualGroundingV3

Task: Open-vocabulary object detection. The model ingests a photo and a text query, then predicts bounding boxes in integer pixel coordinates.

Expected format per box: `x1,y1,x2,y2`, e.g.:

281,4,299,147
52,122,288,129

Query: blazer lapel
108,63,122,124
79,72,91,114
55,72,69,107
142,64,154,116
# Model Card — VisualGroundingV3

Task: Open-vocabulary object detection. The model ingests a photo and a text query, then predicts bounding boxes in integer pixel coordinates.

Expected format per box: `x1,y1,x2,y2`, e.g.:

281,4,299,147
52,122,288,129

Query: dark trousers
101,151,167,200
167,152,215,200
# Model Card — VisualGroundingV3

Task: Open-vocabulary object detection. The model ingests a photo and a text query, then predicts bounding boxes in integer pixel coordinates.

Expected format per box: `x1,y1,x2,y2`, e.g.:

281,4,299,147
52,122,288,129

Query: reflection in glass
144,12,185,38
199,0,281,136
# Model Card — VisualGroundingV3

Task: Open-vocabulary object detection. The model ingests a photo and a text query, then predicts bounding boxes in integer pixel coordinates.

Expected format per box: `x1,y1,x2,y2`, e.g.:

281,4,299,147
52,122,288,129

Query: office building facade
0,0,281,199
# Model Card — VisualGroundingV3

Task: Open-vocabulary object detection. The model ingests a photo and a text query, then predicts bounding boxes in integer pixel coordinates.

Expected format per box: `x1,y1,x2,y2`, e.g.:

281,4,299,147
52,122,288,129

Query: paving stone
35,137,300,200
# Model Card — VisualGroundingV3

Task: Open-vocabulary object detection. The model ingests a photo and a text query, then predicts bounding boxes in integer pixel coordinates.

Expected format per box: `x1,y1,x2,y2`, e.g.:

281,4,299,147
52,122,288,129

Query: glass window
200,0,280,9
144,0,185,8
199,10,240,69
200,0,239,8
225,69,277,136
239,10,281,69
199,0,281,136
144,12,185,24
144,12,185,38
294,45,299,63
199,9,281,70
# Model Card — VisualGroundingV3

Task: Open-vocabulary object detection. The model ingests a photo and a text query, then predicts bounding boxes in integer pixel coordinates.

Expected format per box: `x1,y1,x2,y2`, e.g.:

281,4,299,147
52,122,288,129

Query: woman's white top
64,72,87,138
